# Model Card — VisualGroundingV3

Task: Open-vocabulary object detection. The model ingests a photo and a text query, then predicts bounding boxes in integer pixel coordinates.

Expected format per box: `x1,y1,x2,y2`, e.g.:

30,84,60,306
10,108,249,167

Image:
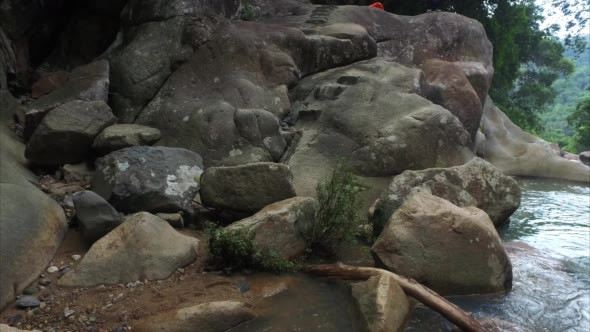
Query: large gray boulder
72,190,123,244
92,146,203,215
59,212,201,287
17,60,110,140
92,124,161,154
370,157,521,234
0,92,68,310
476,97,590,183
226,197,318,259
112,4,377,166
286,58,474,201
133,301,255,332
200,162,297,214
372,192,513,295
25,100,117,165
351,275,411,332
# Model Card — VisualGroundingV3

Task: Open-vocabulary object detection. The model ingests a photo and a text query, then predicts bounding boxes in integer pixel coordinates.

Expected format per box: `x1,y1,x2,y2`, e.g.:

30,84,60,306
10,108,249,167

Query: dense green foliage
568,94,590,152
207,225,297,273
385,0,587,132
240,0,255,21
306,164,364,255
539,46,590,153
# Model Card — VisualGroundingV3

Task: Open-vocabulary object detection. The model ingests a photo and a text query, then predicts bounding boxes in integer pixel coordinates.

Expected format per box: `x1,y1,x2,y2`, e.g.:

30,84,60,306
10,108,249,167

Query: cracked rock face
91,146,203,215
372,192,513,296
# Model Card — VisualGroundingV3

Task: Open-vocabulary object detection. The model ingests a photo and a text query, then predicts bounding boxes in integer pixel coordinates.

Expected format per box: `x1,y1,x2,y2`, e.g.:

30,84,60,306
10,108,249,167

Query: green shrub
306,164,364,255
240,1,255,21
207,224,297,273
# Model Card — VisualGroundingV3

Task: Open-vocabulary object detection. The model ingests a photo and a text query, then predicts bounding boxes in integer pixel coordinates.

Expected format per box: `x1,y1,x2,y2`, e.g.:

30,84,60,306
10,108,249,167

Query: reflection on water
407,178,590,332
233,274,362,332
237,178,590,332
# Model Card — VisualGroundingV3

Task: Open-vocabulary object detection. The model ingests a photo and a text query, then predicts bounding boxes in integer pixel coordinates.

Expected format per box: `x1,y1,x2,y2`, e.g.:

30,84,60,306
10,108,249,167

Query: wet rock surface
134,301,256,332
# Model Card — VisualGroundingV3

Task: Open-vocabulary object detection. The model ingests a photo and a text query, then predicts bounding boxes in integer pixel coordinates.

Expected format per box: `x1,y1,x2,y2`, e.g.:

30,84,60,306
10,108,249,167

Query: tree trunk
304,263,488,332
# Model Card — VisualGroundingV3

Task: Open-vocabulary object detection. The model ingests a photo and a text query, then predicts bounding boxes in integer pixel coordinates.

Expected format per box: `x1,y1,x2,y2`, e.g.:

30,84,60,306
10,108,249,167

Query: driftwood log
304,263,488,332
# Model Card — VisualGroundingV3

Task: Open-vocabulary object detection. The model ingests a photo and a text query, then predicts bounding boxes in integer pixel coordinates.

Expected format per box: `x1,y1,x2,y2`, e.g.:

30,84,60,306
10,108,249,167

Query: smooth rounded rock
72,190,123,244
372,192,512,296
16,296,40,308
59,212,201,287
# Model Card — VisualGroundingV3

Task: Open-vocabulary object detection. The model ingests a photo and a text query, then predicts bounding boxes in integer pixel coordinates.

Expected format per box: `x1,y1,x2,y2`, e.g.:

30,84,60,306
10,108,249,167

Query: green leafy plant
240,0,255,21
207,224,297,273
306,163,364,255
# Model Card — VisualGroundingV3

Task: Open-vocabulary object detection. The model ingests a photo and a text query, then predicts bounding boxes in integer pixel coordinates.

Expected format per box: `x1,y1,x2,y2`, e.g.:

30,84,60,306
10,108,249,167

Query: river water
235,178,590,332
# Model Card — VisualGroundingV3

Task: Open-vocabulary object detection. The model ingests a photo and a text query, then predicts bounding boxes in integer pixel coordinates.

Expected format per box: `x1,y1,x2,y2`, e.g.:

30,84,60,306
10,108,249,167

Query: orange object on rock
369,2,385,10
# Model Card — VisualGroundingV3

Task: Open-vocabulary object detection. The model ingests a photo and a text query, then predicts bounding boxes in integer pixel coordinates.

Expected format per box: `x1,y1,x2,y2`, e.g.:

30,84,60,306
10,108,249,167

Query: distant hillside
539,38,590,152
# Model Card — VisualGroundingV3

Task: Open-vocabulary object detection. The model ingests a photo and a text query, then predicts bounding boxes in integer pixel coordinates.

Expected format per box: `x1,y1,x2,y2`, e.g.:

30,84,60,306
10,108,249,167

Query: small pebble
16,296,41,308
39,302,46,309
46,266,59,273
71,255,81,261
64,308,75,318
39,278,52,286
177,268,185,274
236,280,250,294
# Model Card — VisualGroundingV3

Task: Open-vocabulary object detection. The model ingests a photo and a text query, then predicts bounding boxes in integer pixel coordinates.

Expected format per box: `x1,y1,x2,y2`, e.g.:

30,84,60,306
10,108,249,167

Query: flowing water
236,178,590,332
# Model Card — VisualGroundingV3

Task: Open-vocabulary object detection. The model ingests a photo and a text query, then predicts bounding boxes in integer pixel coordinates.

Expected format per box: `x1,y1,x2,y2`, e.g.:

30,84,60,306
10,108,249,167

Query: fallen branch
304,263,487,332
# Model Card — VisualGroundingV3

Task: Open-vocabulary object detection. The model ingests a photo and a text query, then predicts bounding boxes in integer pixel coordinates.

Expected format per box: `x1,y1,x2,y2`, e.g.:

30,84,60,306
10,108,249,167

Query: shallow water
236,178,590,332
407,178,590,331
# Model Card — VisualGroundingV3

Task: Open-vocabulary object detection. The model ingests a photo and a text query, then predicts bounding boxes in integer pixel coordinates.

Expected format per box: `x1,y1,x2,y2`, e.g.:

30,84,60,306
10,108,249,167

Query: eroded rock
287,58,474,201
476,97,590,183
